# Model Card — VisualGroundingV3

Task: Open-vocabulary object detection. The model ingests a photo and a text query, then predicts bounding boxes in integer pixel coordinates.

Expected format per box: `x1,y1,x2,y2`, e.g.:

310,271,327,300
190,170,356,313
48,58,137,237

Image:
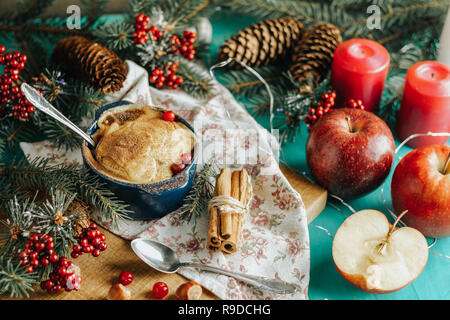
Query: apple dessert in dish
87,104,194,184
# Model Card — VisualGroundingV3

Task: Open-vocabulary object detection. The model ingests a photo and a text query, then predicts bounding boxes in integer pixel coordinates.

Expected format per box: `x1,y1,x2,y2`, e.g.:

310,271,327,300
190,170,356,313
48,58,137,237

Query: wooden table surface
1,165,326,300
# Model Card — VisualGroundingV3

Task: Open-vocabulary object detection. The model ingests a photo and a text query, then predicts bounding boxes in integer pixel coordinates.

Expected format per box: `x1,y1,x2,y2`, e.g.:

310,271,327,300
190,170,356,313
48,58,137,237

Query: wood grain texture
0,165,326,300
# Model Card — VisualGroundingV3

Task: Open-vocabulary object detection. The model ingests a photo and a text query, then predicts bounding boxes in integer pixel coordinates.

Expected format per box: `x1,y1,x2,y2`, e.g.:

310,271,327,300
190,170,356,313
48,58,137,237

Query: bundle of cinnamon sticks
207,167,252,254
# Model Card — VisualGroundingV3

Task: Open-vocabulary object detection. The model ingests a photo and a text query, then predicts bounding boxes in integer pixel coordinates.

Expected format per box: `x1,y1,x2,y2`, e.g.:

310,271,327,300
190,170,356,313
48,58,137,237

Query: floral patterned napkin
20,60,310,300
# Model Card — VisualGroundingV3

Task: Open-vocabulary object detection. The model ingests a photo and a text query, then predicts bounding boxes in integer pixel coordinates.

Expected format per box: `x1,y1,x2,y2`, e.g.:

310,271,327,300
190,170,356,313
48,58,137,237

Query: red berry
171,162,186,174
163,110,176,122
25,266,33,273
118,271,134,286
87,229,96,240
30,259,39,267
99,242,108,251
80,238,89,247
175,77,183,85
92,249,101,257
0,46,5,53
41,258,50,267
58,266,67,277
136,13,145,23
99,234,106,242
44,280,54,290
152,282,169,299
4,53,12,61
73,244,82,252
71,251,79,259
49,253,59,263
92,237,102,246
59,257,69,267
156,81,164,88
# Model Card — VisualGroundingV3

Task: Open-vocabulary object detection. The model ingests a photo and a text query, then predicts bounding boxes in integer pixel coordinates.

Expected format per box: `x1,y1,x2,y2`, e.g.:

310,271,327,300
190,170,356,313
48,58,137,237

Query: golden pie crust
84,104,194,184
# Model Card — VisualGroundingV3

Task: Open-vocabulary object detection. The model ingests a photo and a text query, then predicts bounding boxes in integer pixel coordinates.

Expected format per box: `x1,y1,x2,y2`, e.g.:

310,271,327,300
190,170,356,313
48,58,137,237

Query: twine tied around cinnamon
207,168,253,254
207,194,250,216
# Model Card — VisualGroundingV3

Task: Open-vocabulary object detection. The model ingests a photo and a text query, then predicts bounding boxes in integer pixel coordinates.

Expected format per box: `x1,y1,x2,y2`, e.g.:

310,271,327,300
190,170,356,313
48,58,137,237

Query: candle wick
431,72,435,79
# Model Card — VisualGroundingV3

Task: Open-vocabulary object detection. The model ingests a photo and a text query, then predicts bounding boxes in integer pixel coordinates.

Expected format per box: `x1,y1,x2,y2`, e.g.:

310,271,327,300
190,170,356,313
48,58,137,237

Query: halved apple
332,209,428,294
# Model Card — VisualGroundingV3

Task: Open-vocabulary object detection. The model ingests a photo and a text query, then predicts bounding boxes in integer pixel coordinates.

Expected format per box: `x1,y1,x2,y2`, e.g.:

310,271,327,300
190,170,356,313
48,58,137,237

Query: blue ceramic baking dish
81,100,197,220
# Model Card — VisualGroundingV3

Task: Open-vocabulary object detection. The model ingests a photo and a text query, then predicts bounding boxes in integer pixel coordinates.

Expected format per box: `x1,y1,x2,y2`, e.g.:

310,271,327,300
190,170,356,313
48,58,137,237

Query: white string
209,57,275,135
395,132,450,154
207,195,248,215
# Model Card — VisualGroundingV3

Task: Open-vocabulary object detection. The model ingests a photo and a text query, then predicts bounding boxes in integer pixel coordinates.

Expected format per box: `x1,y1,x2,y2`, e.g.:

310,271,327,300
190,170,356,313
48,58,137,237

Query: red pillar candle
396,61,450,148
331,39,390,112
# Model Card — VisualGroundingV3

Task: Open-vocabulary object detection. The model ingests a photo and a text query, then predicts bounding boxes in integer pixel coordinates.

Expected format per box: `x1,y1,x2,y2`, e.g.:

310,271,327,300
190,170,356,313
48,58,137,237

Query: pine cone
218,17,304,68
289,23,342,93
52,36,127,94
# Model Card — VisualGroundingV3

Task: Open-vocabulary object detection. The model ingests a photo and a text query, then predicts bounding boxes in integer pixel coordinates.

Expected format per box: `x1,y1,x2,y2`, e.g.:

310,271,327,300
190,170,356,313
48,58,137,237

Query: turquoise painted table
209,13,450,300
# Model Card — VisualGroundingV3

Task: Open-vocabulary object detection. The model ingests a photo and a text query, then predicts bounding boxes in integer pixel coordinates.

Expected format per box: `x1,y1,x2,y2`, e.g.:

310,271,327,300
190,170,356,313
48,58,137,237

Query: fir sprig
1,157,132,225
92,21,135,51
177,57,215,99
176,160,218,222
0,196,36,256
0,257,37,298
28,190,80,257
14,0,55,23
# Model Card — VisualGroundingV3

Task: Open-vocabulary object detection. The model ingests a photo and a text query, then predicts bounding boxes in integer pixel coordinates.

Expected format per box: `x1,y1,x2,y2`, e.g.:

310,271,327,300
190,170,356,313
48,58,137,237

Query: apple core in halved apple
332,209,428,294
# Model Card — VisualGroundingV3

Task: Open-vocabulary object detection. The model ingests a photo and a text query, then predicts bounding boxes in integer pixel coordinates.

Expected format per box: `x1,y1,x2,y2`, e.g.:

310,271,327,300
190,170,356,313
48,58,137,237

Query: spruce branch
27,189,79,257
0,257,37,298
175,160,218,222
0,196,36,256
223,0,354,29
161,0,217,28
92,21,135,51
1,157,132,225
15,0,55,23
80,0,109,28
177,56,215,98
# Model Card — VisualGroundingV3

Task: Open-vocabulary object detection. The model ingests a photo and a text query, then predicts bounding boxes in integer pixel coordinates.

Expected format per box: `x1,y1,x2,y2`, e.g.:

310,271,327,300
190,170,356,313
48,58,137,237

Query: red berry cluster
304,92,367,131
170,30,197,60
304,91,337,131
0,45,33,120
344,98,365,110
19,233,57,274
40,257,81,294
149,62,183,89
133,14,164,45
71,223,107,259
171,152,192,175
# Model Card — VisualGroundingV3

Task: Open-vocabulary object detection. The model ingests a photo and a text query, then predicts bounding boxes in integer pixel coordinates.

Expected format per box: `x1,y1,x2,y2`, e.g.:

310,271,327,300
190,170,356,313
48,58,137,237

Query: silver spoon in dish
131,238,299,294
21,82,96,147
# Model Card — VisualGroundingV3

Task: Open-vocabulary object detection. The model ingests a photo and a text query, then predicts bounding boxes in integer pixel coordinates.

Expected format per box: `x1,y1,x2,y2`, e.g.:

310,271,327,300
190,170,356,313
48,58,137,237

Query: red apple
306,108,395,199
391,144,450,238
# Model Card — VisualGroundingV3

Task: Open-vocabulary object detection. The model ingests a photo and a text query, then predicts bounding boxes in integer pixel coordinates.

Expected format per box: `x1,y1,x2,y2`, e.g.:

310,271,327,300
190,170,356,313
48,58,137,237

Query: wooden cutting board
1,165,327,300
